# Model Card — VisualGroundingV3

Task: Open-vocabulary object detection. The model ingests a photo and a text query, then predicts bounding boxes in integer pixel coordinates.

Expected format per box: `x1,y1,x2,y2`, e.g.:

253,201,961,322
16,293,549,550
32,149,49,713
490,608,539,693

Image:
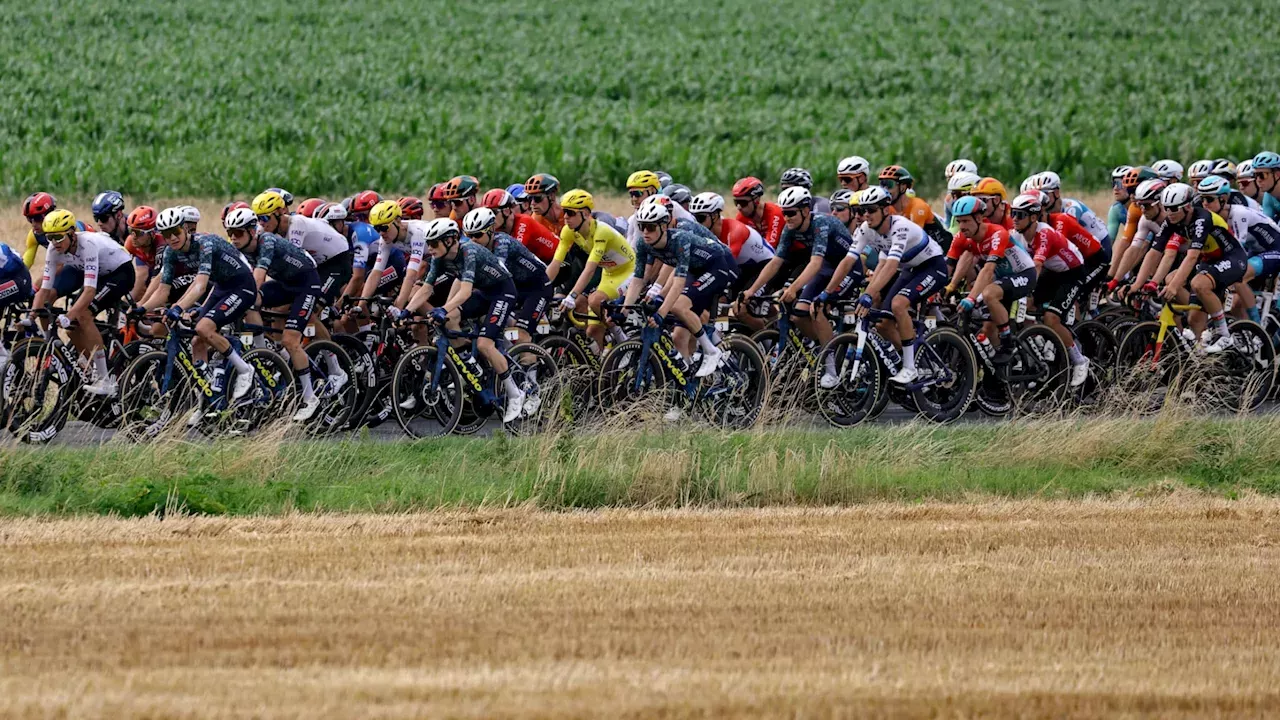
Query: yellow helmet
369,200,402,228
626,170,661,191
973,177,1008,200
42,209,78,235
560,189,594,211
251,191,286,216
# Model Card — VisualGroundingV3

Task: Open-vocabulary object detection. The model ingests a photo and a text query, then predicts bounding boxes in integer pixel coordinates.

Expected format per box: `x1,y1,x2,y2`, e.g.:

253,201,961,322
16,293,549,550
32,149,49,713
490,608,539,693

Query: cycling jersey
0,244,32,302
1227,190,1262,212
1224,206,1280,254
42,231,131,290
1048,212,1102,258
508,213,559,263
161,233,254,286
124,234,162,271
593,210,630,236
890,196,936,228
425,242,511,290
715,217,774,265
1154,208,1244,263
348,222,381,270
1121,203,1143,245
244,231,318,281
533,210,565,236
284,215,349,264
1261,193,1280,222
635,227,735,279
848,215,942,269
487,232,548,287
1016,223,1083,272
676,217,718,243
948,223,1035,276
372,221,427,275
1107,201,1127,243
1060,198,1109,246
775,214,853,268
556,218,636,269
626,203,696,248
23,221,89,267
737,202,786,249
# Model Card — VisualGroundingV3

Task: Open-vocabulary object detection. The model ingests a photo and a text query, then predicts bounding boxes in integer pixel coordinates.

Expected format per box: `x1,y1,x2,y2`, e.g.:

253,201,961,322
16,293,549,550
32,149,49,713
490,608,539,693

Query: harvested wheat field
3,496,1279,718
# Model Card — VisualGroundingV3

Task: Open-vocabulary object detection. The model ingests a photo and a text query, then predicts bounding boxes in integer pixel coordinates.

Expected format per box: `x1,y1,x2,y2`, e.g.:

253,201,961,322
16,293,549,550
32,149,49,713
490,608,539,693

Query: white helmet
1160,182,1195,209
1134,179,1167,204
837,156,870,176
1238,159,1256,180
633,199,671,224
424,218,460,244
856,186,892,208
829,189,855,208
156,207,185,232
1152,159,1184,181
223,207,257,231
1010,192,1043,214
779,168,813,188
462,207,497,235
1187,159,1214,181
318,203,347,222
179,205,201,224
1035,171,1062,191
1019,174,1042,195
945,159,978,179
776,186,811,210
947,171,981,194
688,192,724,215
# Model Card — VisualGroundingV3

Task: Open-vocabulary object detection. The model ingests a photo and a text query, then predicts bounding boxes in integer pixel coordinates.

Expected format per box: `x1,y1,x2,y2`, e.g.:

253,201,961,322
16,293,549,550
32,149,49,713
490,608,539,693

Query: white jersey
1062,198,1110,243
626,202,696,248
42,231,132,290
736,224,775,264
372,220,428,274
285,215,350,264
1225,205,1280,254
849,215,942,269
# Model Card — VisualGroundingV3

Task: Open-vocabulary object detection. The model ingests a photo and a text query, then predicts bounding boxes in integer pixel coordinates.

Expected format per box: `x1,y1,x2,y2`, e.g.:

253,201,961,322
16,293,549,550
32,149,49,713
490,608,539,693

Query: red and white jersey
1015,222,1083,273
716,217,774,264
1048,212,1102,259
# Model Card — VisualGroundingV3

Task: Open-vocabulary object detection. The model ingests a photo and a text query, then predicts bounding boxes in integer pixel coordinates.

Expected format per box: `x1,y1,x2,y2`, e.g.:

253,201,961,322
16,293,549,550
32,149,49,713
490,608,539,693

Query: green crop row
1,0,1275,199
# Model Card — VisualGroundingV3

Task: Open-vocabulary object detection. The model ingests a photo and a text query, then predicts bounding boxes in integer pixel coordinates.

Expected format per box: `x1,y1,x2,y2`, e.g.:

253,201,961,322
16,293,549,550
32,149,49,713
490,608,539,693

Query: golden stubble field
2,496,1278,719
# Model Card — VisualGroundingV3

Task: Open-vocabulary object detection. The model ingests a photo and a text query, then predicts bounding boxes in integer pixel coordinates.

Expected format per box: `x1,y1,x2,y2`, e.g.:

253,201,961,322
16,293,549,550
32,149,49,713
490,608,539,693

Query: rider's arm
745,256,783,297
1167,248,1200,290
1151,248,1180,286
546,227,575,283
442,280,472,314
1130,248,1164,288
393,265,422,310
864,257,898,299
967,260,997,302
1114,237,1150,281
173,273,209,312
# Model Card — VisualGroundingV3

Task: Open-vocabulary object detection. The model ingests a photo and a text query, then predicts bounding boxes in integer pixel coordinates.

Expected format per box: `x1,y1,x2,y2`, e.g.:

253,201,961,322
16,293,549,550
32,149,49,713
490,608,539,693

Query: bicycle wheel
536,334,594,422
596,338,667,413
1114,320,1185,413
700,336,769,429
1214,320,1276,411
1008,324,1070,413
911,328,978,423
813,332,881,427
299,339,357,436
330,333,378,430
391,345,463,438
117,350,200,441
4,339,75,444
503,342,560,434
1072,320,1118,405
219,348,295,435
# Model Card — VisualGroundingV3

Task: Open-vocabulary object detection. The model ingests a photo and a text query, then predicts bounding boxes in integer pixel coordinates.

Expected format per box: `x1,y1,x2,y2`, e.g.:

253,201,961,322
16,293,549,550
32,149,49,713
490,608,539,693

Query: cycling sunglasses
692,213,711,223
1010,210,1033,220
256,214,273,224
464,231,487,240
732,198,753,208
878,179,898,188
638,222,663,233
372,223,393,234
429,201,448,210
782,208,803,218
45,232,73,244
160,227,183,239
628,189,648,198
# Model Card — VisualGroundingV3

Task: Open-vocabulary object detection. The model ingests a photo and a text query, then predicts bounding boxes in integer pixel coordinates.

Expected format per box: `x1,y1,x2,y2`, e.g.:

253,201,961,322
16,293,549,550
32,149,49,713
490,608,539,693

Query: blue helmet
91,190,125,220
1196,175,1232,197
506,183,528,200
1252,151,1280,171
951,195,985,218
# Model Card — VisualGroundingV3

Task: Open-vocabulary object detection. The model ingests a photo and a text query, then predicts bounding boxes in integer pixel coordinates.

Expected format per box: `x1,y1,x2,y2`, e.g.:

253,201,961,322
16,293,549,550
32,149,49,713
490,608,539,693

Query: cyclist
0,239,31,367
1187,160,1214,187
690,192,775,330
524,173,565,235
550,190,636,349
837,156,872,193
1206,159,1261,211
780,168,830,214
427,183,450,220
359,201,428,316
403,218,528,423
743,186,854,352
506,183,532,214
972,177,1013,231
945,171,982,230
943,159,978,224
662,183,694,211
1010,193,1089,386
622,199,737,377
1237,160,1260,204
462,207,552,344
32,210,138,395
348,190,382,226
123,206,164,302
443,175,481,222
626,171,693,246
878,166,950,246
947,197,1037,363
1121,179,1177,296
178,206,201,233
91,191,128,245
397,196,424,221
297,198,327,218
1107,166,1134,243
1250,151,1280,221
328,202,398,318
224,207,328,421
1033,172,1111,253
1197,176,1280,323
732,176,785,249
265,188,294,213
1153,160,1184,182
21,193,89,277
1155,183,1247,353
481,189,560,264
828,186,947,386
1110,166,1160,281
253,191,352,311
1044,193,1110,305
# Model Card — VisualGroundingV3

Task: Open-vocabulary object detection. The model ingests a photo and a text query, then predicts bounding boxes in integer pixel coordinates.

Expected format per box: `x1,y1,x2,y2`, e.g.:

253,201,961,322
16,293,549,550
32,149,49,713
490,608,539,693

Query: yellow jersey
556,219,635,269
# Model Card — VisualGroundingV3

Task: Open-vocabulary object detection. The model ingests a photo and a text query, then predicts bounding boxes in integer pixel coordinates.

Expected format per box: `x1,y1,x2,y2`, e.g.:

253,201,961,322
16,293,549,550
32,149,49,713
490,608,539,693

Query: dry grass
2,497,1278,718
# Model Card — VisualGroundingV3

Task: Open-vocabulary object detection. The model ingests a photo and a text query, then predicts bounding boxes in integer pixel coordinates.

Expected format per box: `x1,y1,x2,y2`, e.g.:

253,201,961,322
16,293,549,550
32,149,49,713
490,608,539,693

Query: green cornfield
2,0,1275,198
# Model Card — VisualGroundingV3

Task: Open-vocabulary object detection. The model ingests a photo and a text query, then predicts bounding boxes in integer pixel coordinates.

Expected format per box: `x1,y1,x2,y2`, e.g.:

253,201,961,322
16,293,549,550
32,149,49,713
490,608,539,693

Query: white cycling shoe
326,369,349,396
399,394,418,411
1203,333,1235,354
231,371,254,401
521,393,542,418
1069,359,1090,388
819,370,840,389
292,395,321,422
663,406,685,422
503,390,526,423
696,347,723,377
890,367,918,385
85,376,118,396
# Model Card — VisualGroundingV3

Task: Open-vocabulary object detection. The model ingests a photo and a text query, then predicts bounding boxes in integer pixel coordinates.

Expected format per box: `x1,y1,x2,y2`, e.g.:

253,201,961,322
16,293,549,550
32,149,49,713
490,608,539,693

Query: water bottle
873,334,901,368
210,364,227,394
975,333,995,362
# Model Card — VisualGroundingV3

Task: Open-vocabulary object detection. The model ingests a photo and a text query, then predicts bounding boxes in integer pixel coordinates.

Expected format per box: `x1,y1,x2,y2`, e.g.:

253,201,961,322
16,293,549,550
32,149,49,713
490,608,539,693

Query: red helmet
482,188,515,209
427,183,449,203
127,205,158,232
297,198,327,218
22,192,56,219
351,190,382,216
731,177,765,200
220,201,250,223
397,196,424,220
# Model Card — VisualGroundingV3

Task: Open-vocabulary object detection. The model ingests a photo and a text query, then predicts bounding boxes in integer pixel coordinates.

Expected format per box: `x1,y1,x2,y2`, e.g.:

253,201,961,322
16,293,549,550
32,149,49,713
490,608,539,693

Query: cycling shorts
89,263,137,314
260,268,323,333
1197,253,1247,297
1033,265,1087,319
683,258,739,316
884,255,947,310
199,275,256,329
460,277,518,340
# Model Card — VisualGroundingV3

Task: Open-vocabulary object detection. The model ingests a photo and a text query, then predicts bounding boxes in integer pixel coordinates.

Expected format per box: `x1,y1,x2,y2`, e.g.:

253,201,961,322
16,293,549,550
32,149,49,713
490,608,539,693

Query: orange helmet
1121,166,1159,191
973,177,1007,200
443,175,480,200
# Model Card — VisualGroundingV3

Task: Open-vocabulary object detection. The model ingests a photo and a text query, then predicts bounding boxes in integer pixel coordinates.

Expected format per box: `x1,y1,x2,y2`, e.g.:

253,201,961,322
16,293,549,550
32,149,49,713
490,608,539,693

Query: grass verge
2,410,1277,516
